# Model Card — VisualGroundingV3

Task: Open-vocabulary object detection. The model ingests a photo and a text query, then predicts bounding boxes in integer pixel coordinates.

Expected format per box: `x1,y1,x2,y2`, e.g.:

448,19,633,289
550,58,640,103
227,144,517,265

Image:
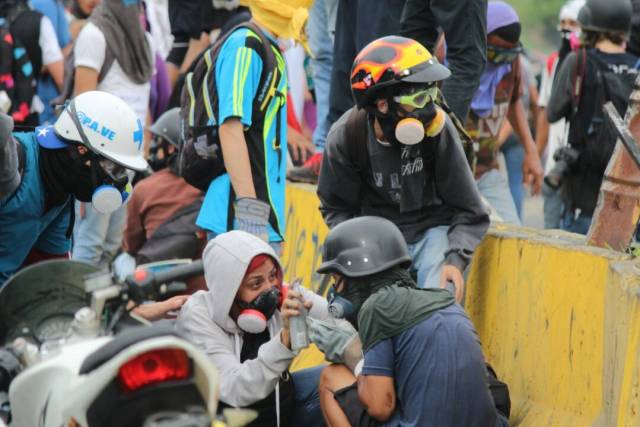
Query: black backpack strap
436,95,477,172
571,48,587,115
345,108,370,175
9,9,42,80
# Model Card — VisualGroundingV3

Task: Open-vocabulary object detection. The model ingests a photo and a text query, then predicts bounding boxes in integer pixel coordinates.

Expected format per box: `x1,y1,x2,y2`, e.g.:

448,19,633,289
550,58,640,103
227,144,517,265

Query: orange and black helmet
350,36,451,109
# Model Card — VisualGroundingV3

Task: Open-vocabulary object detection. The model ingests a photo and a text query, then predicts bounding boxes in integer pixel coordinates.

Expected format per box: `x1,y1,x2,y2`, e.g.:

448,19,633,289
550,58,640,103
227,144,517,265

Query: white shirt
74,22,153,123
145,0,173,60
538,54,569,174
39,15,63,65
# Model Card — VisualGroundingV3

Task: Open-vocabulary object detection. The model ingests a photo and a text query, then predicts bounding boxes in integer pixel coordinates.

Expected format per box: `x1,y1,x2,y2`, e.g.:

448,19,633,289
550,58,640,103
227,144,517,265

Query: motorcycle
0,259,256,427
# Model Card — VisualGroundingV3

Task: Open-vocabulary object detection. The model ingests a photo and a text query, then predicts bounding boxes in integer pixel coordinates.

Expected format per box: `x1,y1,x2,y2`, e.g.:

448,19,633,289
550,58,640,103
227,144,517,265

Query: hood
487,1,520,34
239,0,312,51
203,231,282,333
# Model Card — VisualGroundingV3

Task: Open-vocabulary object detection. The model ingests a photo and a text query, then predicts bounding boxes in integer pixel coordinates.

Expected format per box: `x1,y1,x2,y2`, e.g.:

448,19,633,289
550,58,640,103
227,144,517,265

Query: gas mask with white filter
64,100,132,213
375,84,447,147
236,286,283,334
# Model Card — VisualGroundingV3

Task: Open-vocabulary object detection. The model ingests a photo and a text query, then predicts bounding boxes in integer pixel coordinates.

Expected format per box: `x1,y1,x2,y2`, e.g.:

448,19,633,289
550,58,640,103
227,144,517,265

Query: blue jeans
72,201,126,268
500,136,525,219
542,181,563,229
561,210,592,235
477,170,522,226
407,226,450,289
307,0,337,152
291,366,325,427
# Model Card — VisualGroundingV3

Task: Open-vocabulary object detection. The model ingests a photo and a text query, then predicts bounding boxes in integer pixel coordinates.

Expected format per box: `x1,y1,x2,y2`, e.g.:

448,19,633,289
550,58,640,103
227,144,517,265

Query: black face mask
148,138,177,172
374,100,439,146
68,149,95,202
236,287,282,321
39,145,95,204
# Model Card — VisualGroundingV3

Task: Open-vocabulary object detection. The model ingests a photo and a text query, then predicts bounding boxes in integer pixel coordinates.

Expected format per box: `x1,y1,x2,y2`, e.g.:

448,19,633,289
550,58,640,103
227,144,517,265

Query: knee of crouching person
318,364,353,393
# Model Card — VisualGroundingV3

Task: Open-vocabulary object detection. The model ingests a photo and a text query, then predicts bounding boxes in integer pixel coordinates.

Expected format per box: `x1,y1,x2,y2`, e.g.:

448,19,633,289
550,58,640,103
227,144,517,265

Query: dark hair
581,29,627,48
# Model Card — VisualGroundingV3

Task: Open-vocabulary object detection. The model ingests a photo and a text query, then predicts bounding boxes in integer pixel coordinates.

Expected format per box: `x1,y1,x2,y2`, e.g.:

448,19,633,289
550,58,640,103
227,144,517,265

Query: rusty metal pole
587,74,640,251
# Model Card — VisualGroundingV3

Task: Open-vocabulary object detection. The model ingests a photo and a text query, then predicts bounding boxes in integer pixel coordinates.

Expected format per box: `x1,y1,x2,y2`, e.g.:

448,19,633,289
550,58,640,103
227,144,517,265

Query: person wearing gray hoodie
176,230,329,427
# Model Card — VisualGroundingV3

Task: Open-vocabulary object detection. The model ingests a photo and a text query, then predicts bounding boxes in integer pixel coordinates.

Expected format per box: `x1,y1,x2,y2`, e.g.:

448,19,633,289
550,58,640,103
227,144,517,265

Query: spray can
289,279,310,353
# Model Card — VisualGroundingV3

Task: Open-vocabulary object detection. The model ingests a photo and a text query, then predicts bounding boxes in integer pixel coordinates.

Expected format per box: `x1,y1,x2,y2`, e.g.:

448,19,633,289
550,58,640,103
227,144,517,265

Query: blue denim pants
542,181,563,229
307,0,338,152
477,169,522,226
291,366,325,427
500,135,525,220
72,201,127,268
407,225,450,289
561,210,592,235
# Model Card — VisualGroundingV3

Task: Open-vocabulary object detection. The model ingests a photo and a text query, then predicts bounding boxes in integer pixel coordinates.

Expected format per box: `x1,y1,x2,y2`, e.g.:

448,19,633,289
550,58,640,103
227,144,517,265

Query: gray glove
308,317,363,373
234,197,270,242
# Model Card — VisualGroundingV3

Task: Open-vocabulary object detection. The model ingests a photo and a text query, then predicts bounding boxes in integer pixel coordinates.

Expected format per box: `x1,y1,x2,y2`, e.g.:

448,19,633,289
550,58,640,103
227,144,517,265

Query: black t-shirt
218,330,295,427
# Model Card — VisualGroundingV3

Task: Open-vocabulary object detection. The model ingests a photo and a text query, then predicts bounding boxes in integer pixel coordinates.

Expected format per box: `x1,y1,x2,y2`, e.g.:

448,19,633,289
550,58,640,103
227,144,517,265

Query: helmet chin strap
67,100,94,149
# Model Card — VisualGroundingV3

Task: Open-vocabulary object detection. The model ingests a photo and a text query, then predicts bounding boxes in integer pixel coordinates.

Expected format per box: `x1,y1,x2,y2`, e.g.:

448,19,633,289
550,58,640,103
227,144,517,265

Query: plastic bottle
289,279,310,353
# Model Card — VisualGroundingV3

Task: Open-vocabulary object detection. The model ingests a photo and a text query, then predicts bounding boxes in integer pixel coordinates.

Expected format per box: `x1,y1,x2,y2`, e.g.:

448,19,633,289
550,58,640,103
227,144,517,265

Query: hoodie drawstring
268,321,281,427
232,325,281,427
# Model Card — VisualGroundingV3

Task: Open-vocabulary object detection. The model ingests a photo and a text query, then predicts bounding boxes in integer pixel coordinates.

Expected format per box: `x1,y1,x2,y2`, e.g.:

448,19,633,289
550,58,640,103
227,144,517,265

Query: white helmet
559,0,585,22
54,91,148,172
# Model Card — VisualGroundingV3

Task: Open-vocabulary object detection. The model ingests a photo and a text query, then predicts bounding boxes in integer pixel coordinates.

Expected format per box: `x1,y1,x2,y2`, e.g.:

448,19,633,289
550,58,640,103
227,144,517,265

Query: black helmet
578,0,632,34
148,107,180,147
317,216,412,278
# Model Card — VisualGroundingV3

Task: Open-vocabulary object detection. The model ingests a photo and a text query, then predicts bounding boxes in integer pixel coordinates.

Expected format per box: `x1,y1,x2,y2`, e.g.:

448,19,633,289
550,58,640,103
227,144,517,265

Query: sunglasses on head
487,44,523,65
392,85,439,109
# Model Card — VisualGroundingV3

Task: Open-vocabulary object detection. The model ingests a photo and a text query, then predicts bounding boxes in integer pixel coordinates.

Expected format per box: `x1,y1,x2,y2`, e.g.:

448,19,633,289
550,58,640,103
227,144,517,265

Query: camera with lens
544,146,581,189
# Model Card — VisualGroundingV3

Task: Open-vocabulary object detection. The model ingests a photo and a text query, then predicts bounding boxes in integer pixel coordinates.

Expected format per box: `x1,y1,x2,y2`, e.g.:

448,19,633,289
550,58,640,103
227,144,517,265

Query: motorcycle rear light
118,349,191,393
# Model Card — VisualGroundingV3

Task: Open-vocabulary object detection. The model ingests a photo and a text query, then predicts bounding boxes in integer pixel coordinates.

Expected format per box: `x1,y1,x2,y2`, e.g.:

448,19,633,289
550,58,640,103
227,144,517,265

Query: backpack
135,197,206,265
178,21,283,191
570,48,640,171
0,9,39,127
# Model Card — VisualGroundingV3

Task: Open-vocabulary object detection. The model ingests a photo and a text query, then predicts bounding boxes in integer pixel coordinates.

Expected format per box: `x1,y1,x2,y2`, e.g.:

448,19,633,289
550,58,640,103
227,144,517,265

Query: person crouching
177,230,329,427
311,216,508,426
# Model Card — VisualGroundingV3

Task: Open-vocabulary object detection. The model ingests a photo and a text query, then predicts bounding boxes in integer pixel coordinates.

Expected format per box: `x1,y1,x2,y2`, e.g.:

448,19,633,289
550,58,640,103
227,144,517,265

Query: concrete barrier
282,183,640,425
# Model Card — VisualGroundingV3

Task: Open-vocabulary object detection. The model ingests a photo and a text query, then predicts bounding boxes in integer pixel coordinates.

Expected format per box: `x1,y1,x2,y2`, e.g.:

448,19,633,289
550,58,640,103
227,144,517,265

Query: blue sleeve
215,29,264,128
34,200,72,254
32,0,71,48
362,338,394,378
57,11,71,48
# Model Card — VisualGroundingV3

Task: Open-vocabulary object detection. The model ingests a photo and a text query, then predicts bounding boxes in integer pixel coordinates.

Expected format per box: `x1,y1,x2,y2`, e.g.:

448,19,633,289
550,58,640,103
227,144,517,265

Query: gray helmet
148,107,180,147
578,0,632,34
317,216,412,278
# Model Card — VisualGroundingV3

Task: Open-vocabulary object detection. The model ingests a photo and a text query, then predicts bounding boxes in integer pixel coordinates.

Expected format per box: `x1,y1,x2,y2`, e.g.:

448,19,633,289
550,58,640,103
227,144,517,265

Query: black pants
327,0,406,126
400,0,487,120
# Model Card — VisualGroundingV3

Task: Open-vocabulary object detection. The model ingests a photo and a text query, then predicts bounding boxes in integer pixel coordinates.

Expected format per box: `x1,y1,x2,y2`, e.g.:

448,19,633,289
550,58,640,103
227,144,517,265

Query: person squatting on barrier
177,230,330,427
317,36,489,301
308,216,509,427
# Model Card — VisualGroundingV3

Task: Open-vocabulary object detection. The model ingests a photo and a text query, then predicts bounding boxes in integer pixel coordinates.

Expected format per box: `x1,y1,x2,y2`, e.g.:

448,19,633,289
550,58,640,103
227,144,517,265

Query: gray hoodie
176,231,328,413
